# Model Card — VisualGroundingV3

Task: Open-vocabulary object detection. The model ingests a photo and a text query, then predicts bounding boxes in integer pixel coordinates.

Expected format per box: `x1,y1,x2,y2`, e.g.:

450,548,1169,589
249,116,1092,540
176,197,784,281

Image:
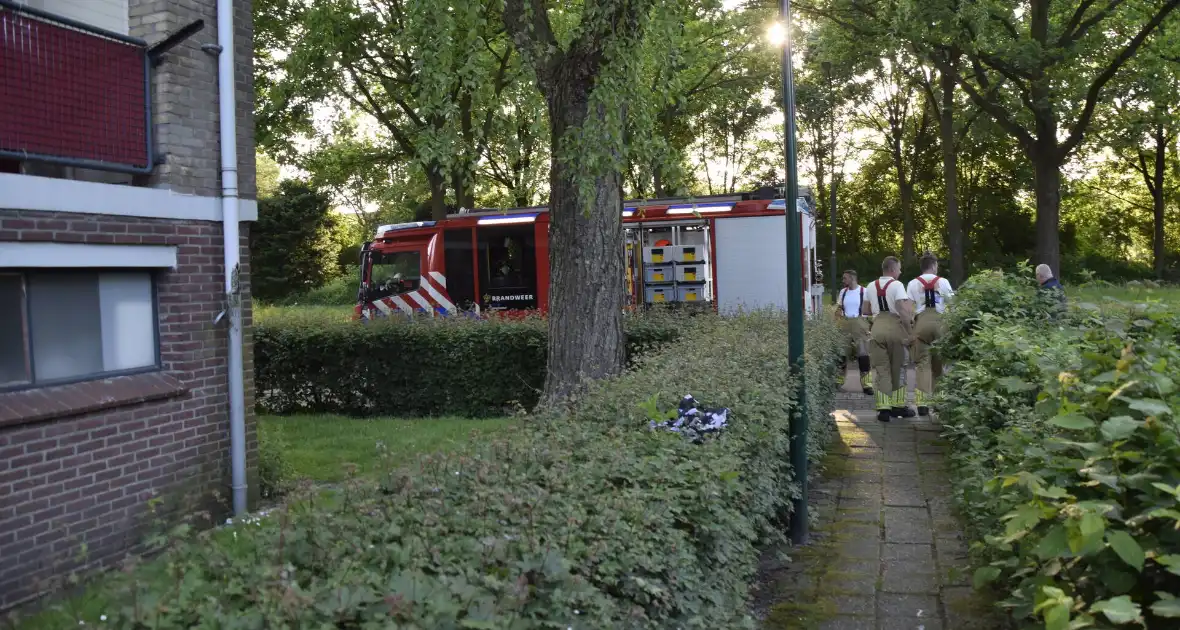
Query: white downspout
215,0,247,515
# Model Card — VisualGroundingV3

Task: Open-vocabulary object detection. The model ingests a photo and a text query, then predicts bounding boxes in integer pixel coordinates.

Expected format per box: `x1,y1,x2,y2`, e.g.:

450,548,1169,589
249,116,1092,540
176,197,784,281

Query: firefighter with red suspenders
836,270,873,395
906,253,955,416
863,256,916,422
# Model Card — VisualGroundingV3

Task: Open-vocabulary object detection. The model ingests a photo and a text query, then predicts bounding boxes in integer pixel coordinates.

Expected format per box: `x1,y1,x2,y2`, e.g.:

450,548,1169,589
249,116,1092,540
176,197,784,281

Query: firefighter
906,253,954,416
863,256,915,422
836,270,873,395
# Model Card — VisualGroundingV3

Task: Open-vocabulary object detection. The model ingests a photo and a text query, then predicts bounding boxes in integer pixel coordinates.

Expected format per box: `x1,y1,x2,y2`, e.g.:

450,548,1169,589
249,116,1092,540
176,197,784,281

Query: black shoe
917,406,930,417
877,411,892,422
891,406,916,419
863,386,874,396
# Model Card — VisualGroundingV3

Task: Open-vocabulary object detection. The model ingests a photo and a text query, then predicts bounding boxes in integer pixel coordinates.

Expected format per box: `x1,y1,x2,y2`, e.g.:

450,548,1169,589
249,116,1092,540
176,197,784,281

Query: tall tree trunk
1029,75,1062,277
1030,147,1062,277
427,164,448,221
653,159,665,197
503,0,651,406
939,63,964,285
456,91,477,211
539,86,626,406
891,135,915,262
1152,127,1167,278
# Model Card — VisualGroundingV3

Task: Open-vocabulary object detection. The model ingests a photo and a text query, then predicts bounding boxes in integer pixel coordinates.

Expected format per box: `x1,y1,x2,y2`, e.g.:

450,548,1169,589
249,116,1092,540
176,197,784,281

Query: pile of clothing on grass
649,395,730,444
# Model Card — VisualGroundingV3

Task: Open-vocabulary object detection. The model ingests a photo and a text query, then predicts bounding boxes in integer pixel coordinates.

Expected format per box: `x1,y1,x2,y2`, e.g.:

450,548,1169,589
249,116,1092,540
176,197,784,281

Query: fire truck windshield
368,251,421,301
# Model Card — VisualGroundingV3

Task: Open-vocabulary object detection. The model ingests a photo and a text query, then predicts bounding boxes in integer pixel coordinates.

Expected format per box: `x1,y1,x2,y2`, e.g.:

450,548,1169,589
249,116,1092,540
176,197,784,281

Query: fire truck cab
356,189,823,319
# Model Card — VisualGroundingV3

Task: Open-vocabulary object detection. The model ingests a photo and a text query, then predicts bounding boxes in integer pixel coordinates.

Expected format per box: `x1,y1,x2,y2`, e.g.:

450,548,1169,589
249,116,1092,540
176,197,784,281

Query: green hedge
255,311,688,417
940,272,1180,628
35,313,842,629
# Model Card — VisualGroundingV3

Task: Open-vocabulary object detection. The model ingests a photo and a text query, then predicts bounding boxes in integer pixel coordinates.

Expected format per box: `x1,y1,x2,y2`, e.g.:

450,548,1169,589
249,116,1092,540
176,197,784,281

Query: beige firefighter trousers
839,316,870,361
869,313,906,410
912,309,945,406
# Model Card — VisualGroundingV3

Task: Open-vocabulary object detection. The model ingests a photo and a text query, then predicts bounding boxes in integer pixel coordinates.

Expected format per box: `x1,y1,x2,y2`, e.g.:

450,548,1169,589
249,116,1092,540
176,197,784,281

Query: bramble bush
28,313,841,629
940,274,1180,629
255,310,689,417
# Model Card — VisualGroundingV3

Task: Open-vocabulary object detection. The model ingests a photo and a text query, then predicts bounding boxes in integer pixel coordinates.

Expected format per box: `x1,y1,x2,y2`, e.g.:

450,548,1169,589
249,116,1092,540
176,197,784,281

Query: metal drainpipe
215,0,247,516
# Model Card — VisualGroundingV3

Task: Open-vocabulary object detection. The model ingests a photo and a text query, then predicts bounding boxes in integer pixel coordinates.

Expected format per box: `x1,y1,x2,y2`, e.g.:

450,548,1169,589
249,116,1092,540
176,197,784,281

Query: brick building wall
0,213,257,609
0,0,258,611
129,0,256,199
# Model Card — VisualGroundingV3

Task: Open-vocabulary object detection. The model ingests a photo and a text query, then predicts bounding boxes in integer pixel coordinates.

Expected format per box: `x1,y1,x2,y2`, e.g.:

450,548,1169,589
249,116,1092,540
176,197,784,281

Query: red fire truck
355,189,824,320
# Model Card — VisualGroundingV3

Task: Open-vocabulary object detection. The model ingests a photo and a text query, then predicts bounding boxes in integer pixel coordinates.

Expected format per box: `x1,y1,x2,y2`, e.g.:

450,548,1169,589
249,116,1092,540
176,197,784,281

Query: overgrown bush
256,421,294,499
940,273,1180,628
255,310,693,417
33,314,842,629
277,266,360,306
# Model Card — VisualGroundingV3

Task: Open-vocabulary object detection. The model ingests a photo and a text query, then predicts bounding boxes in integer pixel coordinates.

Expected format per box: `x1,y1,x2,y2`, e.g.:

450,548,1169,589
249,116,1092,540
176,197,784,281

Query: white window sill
0,242,178,268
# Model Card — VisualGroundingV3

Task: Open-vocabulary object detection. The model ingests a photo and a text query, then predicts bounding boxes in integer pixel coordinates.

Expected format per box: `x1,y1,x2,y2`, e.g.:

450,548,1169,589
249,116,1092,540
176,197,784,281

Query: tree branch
1059,0,1180,159
1058,0,1128,48
956,62,1034,149
503,0,560,86
344,68,416,156
1078,180,1152,211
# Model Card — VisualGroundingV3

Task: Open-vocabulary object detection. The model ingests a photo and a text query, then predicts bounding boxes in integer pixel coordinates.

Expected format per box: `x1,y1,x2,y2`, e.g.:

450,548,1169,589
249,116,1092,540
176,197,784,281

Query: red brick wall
0,209,256,610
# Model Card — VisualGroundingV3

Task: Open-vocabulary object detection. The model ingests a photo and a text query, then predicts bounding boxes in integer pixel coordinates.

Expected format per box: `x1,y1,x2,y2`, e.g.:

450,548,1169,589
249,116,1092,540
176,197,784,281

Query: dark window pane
28,272,103,381
0,275,29,386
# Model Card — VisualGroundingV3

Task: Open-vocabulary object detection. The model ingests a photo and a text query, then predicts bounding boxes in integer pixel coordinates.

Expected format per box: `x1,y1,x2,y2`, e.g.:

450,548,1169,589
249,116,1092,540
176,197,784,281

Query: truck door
443,228,477,310
476,225,538,311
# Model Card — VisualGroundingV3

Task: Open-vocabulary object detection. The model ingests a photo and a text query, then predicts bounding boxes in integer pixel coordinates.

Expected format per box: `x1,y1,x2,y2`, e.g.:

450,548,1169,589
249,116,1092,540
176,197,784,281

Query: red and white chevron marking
368,272,456,316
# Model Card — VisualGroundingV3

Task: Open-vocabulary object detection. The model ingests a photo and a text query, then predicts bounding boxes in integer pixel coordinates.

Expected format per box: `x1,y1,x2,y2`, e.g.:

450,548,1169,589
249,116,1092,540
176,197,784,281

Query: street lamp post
772,0,809,545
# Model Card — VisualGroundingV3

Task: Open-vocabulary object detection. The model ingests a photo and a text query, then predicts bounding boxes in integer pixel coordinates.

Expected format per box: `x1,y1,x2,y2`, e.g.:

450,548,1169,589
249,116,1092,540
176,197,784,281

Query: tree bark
503,0,648,406
938,63,964,285
652,159,665,197
542,90,626,405
1031,145,1062,277
1152,127,1167,278
427,164,448,221
1028,63,1062,276
890,132,915,262
456,90,477,211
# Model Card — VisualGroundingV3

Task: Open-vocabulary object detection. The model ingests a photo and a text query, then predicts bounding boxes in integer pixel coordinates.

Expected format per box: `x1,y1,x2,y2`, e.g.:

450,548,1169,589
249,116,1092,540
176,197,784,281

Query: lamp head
767,22,786,46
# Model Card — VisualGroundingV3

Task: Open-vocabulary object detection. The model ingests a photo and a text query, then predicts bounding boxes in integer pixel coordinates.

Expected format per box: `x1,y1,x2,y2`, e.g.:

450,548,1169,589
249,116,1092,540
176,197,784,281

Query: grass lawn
255,303,355,324
1071,284,1180,307
263,414,516,482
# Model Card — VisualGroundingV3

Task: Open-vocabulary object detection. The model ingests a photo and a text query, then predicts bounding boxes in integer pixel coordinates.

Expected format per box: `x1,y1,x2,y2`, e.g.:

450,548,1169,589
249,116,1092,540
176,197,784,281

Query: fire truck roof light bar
375,221,436,236
477,213,538,225
666,203,734,215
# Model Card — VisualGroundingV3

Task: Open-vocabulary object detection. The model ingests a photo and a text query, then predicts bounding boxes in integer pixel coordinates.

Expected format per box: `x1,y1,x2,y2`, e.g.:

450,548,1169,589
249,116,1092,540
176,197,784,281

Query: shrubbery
39,313,841,629
939,273,1180,628
256,421,294,499
256,310,690,417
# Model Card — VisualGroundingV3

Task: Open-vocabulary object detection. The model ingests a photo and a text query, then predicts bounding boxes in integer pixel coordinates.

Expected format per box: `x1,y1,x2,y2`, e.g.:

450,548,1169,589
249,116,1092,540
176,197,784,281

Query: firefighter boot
915,391,931,417
891,390,916,418
875,390,892,423
858,356,873,395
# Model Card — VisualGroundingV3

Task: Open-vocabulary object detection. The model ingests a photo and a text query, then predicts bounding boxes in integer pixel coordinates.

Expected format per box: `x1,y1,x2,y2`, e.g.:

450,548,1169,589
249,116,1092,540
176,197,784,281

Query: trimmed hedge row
50,313,842,629
939,272,1180,628
255,311,687,417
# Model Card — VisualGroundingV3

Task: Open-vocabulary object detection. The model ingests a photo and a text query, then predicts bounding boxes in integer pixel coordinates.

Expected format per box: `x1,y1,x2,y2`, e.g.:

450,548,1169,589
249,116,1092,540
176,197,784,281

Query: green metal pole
779,0,809,545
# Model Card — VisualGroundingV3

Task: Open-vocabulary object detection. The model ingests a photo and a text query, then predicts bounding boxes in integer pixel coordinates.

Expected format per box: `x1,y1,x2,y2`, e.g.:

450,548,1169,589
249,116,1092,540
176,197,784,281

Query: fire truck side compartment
713,215,790,314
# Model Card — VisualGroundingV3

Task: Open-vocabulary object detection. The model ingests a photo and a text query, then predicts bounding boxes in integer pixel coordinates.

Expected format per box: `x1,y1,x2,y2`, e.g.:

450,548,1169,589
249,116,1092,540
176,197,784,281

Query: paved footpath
754,367,1004,630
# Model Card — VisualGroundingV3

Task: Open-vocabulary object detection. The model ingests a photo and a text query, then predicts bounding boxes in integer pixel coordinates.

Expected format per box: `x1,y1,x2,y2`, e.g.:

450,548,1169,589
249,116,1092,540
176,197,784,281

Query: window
0,271,158,389
368,251,421,301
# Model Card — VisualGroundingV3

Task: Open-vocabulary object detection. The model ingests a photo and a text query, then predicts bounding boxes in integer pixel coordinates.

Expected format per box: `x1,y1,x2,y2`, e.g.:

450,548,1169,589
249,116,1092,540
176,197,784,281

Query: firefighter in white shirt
906,253,954,416
836,270,873,395
863,256,915,422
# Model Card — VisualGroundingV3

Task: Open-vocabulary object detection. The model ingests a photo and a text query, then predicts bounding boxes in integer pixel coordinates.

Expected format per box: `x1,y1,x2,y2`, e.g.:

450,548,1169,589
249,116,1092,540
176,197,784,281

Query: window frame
0,268,162,393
